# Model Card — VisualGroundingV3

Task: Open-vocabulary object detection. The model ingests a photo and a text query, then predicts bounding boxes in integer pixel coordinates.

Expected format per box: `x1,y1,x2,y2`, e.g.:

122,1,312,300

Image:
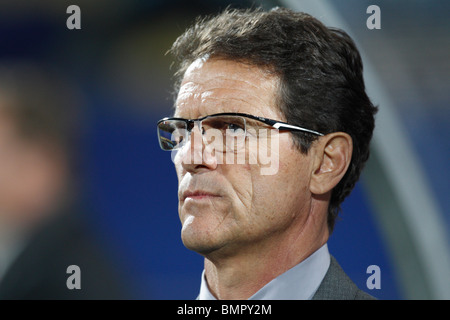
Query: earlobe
309,132,353,195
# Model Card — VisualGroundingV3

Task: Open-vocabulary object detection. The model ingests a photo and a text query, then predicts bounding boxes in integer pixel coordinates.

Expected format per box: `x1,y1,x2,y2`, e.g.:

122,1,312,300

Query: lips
181,190,221,201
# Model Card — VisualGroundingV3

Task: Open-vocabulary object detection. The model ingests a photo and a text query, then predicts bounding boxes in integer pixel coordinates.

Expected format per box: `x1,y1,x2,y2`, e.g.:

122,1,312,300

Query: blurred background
0,0,448,299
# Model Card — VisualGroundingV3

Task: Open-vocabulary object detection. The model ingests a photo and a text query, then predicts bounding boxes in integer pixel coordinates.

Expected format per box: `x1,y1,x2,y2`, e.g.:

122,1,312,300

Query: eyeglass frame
157,112,324,151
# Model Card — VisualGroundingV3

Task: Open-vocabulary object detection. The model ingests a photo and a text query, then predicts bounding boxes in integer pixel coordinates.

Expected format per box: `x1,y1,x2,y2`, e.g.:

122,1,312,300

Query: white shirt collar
198,243,330,300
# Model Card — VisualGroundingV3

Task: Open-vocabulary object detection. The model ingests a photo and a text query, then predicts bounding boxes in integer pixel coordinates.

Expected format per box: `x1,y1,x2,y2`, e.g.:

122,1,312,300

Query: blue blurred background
0,0,448,299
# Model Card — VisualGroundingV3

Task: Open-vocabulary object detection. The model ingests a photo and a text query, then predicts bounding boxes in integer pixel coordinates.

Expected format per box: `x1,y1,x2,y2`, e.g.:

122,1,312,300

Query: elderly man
157,7,377,300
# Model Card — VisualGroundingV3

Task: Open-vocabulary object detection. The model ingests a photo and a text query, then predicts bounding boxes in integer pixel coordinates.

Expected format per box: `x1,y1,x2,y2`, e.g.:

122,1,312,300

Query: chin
181,233,221,256
180,215,228,256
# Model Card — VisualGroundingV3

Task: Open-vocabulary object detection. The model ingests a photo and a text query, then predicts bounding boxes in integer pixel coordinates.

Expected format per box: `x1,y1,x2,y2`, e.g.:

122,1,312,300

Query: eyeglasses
157,112,324,151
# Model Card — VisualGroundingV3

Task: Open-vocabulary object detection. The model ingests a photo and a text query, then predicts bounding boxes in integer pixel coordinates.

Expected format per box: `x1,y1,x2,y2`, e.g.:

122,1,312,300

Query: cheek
248,175,284,218
250,148,312,218
220,163,255,213
221,164,280,237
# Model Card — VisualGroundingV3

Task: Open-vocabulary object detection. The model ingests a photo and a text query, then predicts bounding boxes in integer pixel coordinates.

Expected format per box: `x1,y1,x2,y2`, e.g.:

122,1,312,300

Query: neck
203,206,329,300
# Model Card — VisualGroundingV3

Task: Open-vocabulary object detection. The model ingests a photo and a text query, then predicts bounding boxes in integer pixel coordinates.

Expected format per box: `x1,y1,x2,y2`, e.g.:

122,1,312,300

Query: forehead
175,58,283,120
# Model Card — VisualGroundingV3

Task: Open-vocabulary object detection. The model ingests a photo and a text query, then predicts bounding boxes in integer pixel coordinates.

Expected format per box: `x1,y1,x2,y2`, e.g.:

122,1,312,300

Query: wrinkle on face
175,58,282,120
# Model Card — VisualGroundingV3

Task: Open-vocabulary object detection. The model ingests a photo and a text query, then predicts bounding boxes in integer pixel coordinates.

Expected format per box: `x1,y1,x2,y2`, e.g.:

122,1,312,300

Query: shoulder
312,256,376,300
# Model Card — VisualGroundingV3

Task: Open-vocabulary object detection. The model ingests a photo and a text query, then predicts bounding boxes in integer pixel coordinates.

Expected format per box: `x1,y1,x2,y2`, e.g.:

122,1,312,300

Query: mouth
181,190,221,202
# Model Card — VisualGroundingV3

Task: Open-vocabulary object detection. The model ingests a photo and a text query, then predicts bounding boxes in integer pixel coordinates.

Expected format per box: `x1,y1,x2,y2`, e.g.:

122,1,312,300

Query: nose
178,124,218,173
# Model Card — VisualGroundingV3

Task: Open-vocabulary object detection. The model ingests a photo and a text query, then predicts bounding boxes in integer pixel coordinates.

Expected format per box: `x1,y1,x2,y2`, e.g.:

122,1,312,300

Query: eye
203,116,246,136
227,122,245,133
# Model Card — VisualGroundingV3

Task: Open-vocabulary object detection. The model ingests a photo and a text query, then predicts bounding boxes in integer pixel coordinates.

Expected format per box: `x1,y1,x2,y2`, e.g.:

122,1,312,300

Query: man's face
174,58,316,257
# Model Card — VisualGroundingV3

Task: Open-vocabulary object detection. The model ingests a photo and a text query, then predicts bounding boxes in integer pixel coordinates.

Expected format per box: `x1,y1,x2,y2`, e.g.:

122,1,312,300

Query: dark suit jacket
312,256,376,300
0,210,131,300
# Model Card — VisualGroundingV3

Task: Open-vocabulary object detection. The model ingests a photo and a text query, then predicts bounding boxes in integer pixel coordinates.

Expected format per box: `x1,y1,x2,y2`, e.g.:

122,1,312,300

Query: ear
309,132,353,195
